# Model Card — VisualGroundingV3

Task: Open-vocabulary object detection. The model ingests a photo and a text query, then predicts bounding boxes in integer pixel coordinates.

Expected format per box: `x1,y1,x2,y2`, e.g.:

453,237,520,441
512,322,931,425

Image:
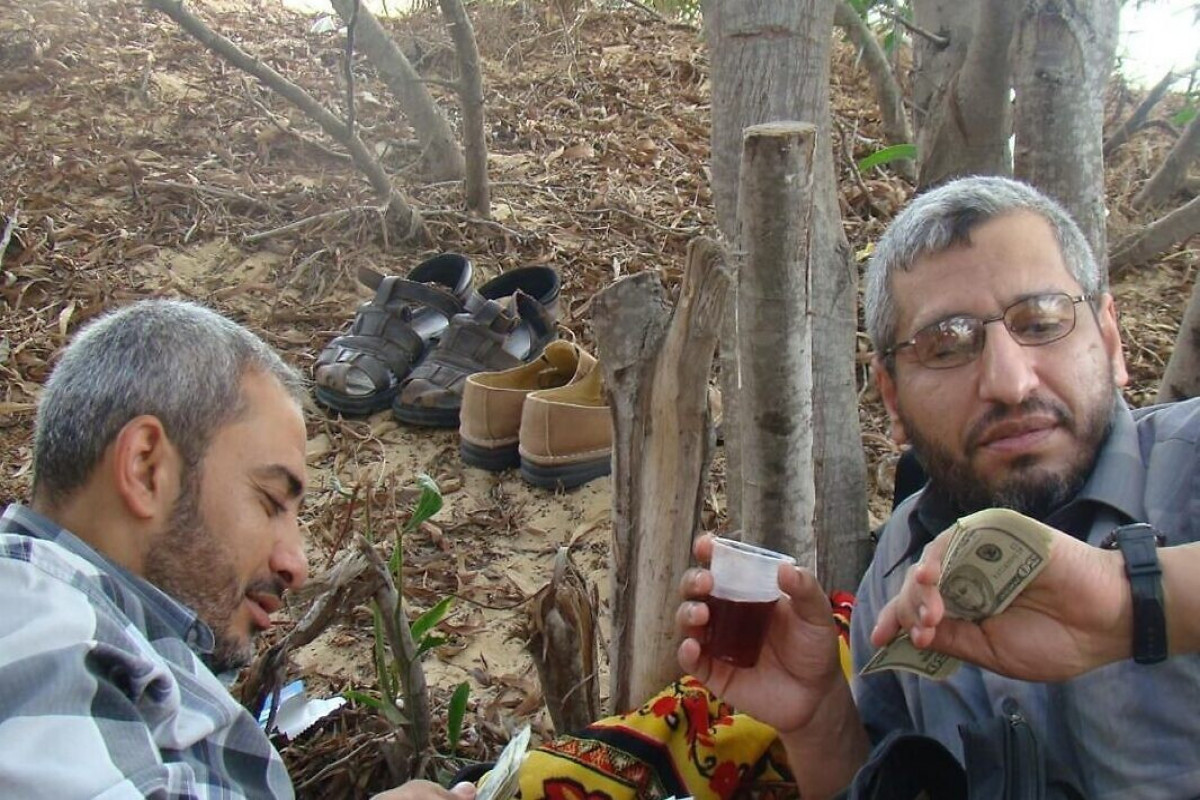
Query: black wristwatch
1102,524,1168,665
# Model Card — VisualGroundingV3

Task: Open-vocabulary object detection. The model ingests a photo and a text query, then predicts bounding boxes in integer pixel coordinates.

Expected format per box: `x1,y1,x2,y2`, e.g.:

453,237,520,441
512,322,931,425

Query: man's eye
262,492,286,515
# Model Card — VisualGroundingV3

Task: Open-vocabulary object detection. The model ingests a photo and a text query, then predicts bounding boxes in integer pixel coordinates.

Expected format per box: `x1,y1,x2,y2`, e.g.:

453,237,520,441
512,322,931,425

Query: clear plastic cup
706,535,796,668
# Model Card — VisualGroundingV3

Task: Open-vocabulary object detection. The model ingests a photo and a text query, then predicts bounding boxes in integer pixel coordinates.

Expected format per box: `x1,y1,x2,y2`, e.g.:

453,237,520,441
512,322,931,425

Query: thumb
450,783,477,800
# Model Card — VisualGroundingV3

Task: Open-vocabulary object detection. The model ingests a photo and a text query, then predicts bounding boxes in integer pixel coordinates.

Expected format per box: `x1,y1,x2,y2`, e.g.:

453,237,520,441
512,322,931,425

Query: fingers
450,783,477,800
693,532,715,564
777,563,833,627
871,543,948,648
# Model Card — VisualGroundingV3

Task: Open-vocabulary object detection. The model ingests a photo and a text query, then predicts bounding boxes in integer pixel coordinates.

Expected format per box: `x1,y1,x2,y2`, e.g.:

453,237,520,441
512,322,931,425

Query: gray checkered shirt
0,504,293,799
852,396,1200,798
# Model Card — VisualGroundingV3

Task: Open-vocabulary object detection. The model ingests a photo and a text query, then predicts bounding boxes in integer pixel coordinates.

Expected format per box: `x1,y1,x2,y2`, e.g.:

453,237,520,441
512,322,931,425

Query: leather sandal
393,266,560,428
459,341,597,471
314,254,474,416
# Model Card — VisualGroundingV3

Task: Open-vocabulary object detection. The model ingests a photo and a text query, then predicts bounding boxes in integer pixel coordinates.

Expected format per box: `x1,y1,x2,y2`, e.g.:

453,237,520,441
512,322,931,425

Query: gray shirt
852,397,1200,799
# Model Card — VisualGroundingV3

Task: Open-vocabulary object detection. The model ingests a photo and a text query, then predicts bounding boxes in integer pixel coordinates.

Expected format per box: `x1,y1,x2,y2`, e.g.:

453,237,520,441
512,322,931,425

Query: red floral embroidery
651,695,679,718
681,693,714,747
709,760,741,799
544,778,613,800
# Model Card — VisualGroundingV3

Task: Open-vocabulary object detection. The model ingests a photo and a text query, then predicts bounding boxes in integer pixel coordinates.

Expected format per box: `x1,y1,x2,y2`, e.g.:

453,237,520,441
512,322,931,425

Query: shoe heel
519,457,611,490
461,440,521,471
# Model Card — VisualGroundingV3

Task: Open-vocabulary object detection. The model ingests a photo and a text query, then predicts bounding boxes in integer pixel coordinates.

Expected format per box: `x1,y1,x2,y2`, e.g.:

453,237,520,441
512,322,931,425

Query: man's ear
1095,293,1129,388
873,356,909,446
110,415,182,522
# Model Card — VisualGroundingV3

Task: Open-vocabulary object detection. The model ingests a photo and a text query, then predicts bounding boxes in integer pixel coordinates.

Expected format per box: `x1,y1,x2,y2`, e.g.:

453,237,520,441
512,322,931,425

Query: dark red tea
706,595,775,668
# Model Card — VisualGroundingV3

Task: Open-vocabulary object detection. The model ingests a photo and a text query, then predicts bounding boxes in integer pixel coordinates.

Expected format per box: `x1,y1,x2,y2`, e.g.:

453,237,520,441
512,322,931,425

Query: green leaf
344,689,383,710
1171,106,1197,127
404,474,444,532
416,634,449,657
447,682,470,754
412,595,455,642
857,143,918,172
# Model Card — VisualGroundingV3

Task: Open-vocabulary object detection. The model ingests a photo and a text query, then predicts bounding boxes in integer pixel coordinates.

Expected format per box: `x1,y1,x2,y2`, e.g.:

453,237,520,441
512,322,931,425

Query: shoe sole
460,440,520,471
392,401,461,428
520,457,611,490
315,385,397,417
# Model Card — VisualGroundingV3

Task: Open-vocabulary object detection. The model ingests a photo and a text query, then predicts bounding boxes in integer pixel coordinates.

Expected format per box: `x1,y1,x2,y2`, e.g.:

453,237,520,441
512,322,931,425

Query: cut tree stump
594,237,731,713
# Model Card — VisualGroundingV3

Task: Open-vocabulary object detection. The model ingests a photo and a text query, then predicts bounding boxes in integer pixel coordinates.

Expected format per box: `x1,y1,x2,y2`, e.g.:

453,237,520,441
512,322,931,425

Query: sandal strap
374,276,465,320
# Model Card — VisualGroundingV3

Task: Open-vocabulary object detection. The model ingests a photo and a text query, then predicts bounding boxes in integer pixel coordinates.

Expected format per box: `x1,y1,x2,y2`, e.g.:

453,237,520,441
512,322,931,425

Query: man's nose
270,525,309,591
976,321,1039,406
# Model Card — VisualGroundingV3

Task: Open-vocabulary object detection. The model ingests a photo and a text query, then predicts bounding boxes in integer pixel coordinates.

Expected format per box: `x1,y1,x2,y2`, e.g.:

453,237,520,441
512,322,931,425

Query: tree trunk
911,0,1018,188
833,0,916,183
1111,194,1200,278
330,0,465,182
594,238,732,712
146,0,427,243
437,0,490,214
1158,256,1200,403
735,122,817,566
1103,70,1177,158
705,0,870,591
1012,0,1119,272
1135,112,1200,210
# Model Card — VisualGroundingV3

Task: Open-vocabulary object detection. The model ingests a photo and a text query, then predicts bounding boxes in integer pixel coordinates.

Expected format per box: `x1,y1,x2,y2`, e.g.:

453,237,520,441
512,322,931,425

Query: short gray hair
33,299,306,507
864,176,1103,362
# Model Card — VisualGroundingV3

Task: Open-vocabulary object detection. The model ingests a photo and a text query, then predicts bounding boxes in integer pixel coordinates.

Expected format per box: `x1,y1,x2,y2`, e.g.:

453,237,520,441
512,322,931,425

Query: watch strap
1112,524,1168,665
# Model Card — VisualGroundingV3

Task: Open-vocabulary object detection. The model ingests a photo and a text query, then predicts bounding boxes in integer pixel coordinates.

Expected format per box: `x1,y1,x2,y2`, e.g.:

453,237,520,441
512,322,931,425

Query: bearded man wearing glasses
675,176,1200,799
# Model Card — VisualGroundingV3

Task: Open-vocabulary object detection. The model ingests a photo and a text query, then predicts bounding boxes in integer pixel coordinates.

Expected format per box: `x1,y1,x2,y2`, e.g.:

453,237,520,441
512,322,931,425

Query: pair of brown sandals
314,254,560,427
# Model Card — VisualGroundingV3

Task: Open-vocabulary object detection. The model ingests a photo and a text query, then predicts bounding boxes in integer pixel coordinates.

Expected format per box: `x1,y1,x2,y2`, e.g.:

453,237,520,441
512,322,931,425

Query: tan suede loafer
459,341,597,470
518,364,612,490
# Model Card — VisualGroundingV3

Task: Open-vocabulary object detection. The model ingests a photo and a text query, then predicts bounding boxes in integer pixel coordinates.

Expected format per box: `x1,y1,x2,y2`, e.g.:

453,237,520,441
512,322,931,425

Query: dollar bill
861,508,1054,681
476,724,531,800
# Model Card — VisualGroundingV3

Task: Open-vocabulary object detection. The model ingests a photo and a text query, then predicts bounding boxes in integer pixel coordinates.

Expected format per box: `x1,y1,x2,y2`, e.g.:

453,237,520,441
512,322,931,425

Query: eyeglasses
882,293,1094,370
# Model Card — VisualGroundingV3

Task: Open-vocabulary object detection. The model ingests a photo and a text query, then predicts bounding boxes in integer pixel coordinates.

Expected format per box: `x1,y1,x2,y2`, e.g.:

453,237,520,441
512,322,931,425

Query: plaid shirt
0,504,293,799
853,397,1200,799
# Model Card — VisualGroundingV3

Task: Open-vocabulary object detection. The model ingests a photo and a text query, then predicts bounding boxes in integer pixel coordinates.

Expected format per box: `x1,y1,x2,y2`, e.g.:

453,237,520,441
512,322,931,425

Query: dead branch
438,0,490,215
833,0,916,182
328,0,465,182
1103,70,1177,158
1111,193,1200,276
142,179,275,210
244,205,377,244
878,7,949,48
1135,111,1200,210
145,0,427,244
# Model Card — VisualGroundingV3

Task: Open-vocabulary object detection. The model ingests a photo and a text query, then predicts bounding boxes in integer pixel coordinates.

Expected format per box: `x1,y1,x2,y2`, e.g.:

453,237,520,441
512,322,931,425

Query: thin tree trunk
1158,255,1200,403
1103,70,1177,158
911,0,1018,188
833,0,916,183
1012,0,1119,272
735,122,817,565
705,0,870,590
330,0,465,182
595,239,731,712
438,0,490,215
1135,112,1200,210
146,0,426,243
1111,194,1200,277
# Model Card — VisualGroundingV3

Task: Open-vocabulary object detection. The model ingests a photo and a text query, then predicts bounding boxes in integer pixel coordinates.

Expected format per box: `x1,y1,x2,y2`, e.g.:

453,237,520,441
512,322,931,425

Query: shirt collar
0,503,216,654
886,395,1141,576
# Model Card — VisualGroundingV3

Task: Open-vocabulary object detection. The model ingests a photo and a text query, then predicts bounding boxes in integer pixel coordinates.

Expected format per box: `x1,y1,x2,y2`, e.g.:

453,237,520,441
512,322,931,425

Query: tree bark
330,0,465,182
437,0,490,214
594,238,731,712
705,0,869,590
735,122,817,565
146,0,427,243
526,547,601,734
911,0,1018,189
1135,112,1200,210
1112,194,1200,277
833,0,916,183
1012,0,1119,272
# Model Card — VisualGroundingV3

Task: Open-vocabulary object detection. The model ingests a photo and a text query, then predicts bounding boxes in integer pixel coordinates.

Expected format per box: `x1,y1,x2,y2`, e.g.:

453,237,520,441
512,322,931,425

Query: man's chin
209,634,255,674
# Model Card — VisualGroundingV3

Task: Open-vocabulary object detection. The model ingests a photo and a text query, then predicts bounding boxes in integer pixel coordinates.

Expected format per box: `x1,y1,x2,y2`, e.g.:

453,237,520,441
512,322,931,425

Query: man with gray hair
0,300,472,799
676,176,1200,797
